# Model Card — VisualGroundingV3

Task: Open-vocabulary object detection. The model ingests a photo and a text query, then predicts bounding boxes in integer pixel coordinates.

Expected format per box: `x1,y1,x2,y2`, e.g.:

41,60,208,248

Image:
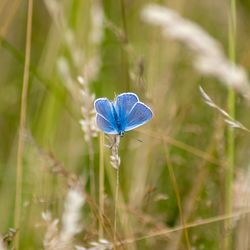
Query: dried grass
43,183,85,250
141,4,250,100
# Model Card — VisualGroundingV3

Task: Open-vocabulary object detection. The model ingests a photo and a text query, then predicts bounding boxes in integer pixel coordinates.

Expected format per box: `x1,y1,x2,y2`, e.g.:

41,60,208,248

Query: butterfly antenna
135,138,143,143
130,135,143,143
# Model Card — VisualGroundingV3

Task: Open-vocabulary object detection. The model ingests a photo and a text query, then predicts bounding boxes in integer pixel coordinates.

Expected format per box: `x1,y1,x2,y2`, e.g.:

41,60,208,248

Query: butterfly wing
96,114,118,134
124,102,153,132
94,98,118,134
115,93,139,131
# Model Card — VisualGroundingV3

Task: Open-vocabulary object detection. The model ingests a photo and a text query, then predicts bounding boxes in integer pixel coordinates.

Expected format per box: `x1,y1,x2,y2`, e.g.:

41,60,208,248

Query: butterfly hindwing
124,102,153,132
94,98,118,133
96,114,118,134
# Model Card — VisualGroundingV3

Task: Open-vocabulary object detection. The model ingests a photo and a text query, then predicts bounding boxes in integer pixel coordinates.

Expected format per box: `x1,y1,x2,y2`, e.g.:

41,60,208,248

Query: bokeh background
1,0,250,249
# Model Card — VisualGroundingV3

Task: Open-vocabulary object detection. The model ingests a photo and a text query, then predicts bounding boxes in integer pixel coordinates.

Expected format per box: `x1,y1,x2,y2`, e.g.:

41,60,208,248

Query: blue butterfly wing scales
94,98,118,134
115,93,139,131
94,93,153,134
96,114,117,134
124,102,153,132
115,93,139,117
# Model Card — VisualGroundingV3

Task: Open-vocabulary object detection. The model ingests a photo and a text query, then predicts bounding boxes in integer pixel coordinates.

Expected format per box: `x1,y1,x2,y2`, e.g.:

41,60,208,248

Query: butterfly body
94,92,153,135
112,105,123,134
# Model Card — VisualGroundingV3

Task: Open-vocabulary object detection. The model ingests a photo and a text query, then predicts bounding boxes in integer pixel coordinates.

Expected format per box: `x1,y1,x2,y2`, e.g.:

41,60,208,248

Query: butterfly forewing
124,102,153,132
94,98,118,134
115,93,139,129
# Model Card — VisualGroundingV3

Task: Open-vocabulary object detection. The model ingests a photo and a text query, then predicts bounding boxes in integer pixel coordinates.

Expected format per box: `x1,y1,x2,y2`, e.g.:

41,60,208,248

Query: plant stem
164,143,191,250
89,139,96,200
120,208,250,245
120,0,128,41
114,167,120,244
99,132,105,239
14,0,33,249
225,0,236,249
120,0,130,90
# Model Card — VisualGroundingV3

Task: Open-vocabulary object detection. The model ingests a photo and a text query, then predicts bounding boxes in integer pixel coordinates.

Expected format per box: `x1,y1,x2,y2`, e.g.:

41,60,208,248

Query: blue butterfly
94,92,153,136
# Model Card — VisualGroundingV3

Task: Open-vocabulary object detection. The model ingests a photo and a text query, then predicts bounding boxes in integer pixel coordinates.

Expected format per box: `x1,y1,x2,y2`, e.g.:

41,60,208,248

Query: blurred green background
1,0,250,249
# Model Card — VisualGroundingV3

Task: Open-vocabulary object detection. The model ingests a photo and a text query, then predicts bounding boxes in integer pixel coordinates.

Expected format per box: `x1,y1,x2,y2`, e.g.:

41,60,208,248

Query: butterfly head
119,131,125,137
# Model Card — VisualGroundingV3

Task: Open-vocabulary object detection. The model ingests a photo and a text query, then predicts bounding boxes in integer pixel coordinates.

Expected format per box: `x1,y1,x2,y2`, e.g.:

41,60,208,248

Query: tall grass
98,132,105,239
14,1,33,249
1,0,250,249
225,0,237,249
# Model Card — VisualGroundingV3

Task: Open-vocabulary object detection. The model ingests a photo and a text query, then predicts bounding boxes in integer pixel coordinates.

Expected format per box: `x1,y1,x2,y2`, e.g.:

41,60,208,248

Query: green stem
120,0,128,42
120,0,130,90
225,0,236,249
164,144,191,250
14,0,33,249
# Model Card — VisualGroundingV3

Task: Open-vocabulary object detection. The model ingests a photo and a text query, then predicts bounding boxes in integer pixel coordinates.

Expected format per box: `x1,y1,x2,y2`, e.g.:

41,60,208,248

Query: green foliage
1,0,250,249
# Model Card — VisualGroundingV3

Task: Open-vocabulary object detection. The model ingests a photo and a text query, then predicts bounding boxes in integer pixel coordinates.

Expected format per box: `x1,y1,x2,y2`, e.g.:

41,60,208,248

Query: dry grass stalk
75,238,112,250
120,208,250,246
90,0,104,48
108,135,121,170
105,135,121,243
43,183,85,250
25,133,79,185
60,184,85,241
233,169,250,249
44,0,103,134
199,86,250,132
1,228,17,249
233,170,250,211
45,0,103,197
43,217,61,250
46,0,104,85
0,236,5,250
78,75,97,197
141,4,250,100
79,76,98,143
